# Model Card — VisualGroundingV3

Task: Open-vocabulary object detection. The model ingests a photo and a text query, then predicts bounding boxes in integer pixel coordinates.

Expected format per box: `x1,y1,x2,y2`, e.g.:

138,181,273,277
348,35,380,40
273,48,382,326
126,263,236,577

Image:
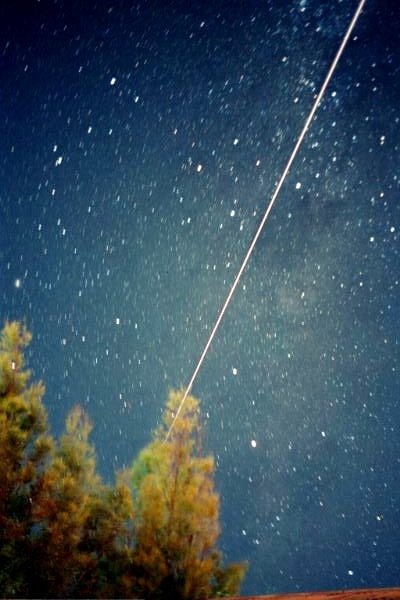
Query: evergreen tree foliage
29,406,136,598
0,323,246,599
29,406,100,596
76,472,136,598
0,321,53,597
0,323,136,598
130,389,247,600
27,406,94,596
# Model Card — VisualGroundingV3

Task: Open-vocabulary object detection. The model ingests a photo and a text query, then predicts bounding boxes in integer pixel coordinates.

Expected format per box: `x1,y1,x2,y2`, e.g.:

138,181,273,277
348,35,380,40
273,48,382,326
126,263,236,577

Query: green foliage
0,323,246,599
0,321,53,597
29,406,136,598
77,474,136,598
0,323,136,598
29,406,100,597
130,389,247,600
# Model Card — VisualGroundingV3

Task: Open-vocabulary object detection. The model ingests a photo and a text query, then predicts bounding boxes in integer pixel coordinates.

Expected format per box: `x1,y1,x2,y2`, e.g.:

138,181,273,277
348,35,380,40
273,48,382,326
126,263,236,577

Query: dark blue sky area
1,0,399,595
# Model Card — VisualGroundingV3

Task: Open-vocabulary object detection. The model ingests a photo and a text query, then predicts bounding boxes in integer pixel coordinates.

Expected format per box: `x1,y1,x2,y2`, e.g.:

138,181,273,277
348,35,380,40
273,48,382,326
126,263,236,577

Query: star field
1,0,399,595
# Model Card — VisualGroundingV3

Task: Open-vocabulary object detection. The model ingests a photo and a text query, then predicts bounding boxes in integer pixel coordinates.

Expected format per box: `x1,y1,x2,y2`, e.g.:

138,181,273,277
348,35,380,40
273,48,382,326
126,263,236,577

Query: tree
0,322,136,598
75,470,136,598
0,322,246,598
28,406,101,597
30,406,136,599
0,321,53,597
130,389,246,600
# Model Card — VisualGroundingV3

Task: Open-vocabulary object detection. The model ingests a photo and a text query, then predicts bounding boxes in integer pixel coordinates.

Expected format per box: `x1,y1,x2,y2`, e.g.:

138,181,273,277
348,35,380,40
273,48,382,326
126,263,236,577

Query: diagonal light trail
164,0,367,442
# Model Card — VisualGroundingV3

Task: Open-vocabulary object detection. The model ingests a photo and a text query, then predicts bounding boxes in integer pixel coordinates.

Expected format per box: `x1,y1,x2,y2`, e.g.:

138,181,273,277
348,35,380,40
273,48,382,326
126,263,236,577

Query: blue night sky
1,0,399,595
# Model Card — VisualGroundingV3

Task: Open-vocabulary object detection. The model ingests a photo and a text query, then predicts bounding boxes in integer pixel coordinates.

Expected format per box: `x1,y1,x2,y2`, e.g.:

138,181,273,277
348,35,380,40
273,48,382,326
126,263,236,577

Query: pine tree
0,321,53,597
29,406,101,596
0,321,137,598
130,389,246,600
0,322,247,598
76,470,136,598
30,406,136,598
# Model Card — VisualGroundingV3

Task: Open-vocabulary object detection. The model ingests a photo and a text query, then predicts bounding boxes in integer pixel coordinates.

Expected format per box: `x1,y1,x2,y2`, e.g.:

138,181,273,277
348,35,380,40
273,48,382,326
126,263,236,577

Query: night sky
1,0,400,595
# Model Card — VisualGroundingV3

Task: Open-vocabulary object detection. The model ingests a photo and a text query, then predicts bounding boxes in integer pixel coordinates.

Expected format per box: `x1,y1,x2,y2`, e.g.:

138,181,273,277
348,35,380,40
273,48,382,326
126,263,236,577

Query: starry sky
1,0,400,595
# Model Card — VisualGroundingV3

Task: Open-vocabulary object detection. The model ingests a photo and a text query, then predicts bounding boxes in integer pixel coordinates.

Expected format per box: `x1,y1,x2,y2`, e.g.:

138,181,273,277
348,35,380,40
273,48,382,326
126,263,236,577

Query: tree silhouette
131,389,246,600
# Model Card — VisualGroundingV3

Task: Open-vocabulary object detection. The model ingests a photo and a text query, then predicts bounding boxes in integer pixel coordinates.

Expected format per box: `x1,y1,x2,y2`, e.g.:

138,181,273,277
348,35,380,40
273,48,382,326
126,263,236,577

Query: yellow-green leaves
130,389,246,600
0,323,246,599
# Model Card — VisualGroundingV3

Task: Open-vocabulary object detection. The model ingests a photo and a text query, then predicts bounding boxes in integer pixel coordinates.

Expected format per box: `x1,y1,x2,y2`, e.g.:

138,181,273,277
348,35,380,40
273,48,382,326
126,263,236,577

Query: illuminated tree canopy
131,389,247,599
0,322,245,599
